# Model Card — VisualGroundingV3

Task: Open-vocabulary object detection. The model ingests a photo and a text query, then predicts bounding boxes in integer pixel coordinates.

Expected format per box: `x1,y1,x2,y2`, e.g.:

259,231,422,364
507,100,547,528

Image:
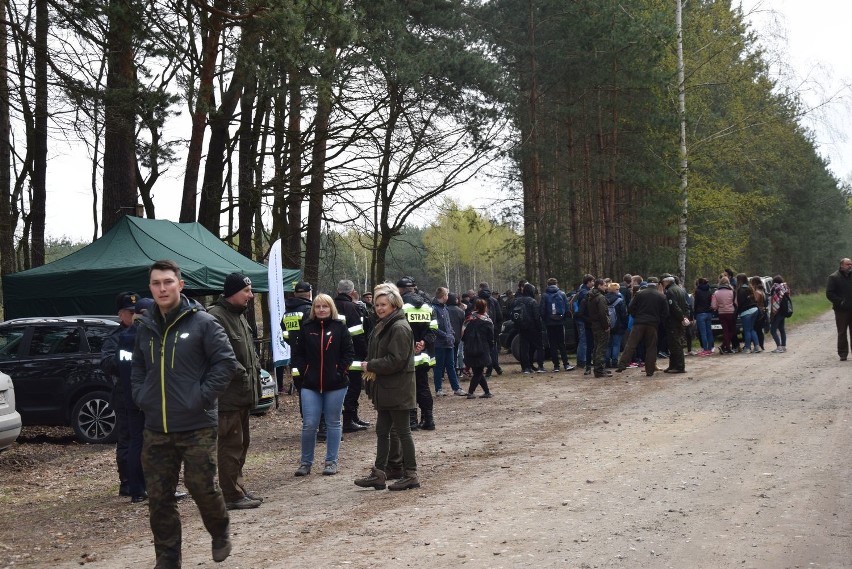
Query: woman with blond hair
354,283,420,491
291,293,354,476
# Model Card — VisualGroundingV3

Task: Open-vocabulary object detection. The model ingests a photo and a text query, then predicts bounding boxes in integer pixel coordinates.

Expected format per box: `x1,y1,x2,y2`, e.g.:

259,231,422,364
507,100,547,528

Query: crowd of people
97,257,852,567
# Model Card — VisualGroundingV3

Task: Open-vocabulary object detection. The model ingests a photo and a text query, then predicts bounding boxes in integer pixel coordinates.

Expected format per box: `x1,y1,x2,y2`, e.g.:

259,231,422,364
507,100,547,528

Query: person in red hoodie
290,293,355,477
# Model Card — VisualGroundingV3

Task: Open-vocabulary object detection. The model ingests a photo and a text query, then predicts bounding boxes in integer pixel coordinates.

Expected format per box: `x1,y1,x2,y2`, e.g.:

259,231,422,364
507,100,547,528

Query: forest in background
1,0,849,307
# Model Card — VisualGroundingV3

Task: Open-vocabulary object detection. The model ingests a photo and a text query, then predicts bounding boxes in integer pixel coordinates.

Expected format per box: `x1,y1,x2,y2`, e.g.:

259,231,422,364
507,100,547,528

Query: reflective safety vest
403,303,439,330
336,313,365,337
414,353,436,367
281,311,305,341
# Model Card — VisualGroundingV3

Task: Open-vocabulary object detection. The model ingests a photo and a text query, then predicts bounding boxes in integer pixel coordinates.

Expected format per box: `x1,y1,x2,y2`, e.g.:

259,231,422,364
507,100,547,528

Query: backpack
608,297,623,329
578,294,589,317
568,291,581,316
782,294,793,318
545,291,567,320
510,301,526,324
463,321,490,357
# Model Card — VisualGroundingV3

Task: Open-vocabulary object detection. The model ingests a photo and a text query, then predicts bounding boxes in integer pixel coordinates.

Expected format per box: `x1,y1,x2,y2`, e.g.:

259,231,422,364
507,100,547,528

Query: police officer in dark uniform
396,276,438,431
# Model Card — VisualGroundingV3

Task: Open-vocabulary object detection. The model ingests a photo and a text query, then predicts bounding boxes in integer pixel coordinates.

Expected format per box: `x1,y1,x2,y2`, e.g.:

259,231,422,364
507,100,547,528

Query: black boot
342,412,367,433
354,414,371,427
409,409,420,431
420,410,435,431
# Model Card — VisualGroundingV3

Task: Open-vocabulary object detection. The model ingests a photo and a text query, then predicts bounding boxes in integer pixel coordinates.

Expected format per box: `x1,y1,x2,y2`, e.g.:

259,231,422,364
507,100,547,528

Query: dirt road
1,311,849,568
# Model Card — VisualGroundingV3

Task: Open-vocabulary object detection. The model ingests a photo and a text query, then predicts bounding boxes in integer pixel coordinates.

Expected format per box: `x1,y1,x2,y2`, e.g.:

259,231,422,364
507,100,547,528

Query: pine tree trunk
30,0,48,266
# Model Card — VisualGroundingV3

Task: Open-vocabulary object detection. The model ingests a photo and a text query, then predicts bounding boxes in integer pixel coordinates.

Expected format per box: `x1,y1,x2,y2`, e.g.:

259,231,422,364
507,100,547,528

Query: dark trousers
834,308,852,359
519,327,544,371
770,313,787,347
545,325,570,366
217,408,251,503
142,427,229,567
584,322,595,366
618,323,659,373
469,366,490,395
719,313,736,351
487,333,502,372
126,407,146,497
592,329,609,374
375,409,416,471
343,369,363,418
415,365,433,412
666,321,686,371
113,398,129,485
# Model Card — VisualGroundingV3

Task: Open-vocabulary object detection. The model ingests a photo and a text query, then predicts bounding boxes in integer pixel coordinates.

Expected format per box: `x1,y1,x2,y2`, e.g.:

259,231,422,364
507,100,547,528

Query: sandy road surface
2,311,849,569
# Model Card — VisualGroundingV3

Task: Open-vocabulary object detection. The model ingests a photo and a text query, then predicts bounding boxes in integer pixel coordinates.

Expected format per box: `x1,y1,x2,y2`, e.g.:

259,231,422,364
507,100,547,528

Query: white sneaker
435,389,446,397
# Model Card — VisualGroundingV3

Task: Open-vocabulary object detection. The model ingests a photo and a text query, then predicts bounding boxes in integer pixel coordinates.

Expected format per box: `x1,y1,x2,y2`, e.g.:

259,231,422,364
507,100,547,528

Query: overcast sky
43,0,852,241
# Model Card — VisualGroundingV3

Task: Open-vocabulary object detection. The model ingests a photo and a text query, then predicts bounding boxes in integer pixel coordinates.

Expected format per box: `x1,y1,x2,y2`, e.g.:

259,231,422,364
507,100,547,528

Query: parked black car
0,316,120,443
499,317,579,362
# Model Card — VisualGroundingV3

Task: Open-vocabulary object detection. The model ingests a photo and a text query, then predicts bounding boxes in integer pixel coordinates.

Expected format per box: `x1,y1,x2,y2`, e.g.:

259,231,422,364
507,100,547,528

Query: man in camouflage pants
131,260,238,568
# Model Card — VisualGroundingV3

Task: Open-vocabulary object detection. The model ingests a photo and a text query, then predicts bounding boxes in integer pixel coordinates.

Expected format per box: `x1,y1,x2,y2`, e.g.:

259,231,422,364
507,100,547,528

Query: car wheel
71,390,117,444
510,334,521,362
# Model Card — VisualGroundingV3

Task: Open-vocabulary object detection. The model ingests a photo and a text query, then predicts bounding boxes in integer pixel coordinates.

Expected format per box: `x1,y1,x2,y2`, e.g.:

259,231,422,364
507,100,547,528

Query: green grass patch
787,292,832,325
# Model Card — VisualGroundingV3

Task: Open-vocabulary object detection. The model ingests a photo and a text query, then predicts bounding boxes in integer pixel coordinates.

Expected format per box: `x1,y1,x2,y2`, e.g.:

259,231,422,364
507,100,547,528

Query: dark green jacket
586,287,609,332
208,296,261,411
366,309,415,411
665,283,689,323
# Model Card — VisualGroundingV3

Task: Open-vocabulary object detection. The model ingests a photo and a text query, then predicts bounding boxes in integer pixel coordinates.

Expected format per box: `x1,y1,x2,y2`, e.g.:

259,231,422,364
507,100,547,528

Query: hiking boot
294,463,311,477
354,467,387,490
466,393,476,399
388,470,420,491
226,496,262,510
409,409,420,431
479,392,493,398
212,535,232,563
322,461,338,476
384,464,404,479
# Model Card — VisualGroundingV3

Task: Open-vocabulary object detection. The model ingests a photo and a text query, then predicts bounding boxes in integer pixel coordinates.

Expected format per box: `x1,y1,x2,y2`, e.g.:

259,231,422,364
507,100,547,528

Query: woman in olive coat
354,283,419,491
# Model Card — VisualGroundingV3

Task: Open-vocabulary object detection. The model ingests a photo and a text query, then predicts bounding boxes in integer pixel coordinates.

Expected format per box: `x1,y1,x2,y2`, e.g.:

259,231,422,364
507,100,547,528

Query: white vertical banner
268,239,290,366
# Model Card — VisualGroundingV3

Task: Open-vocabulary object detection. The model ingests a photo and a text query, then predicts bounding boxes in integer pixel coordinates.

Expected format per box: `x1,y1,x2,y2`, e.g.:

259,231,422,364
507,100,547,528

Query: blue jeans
300,387,347,466
576,321,588,364
696,312,713,351
433,346,460,392
607,333,623,364
740,309,760,351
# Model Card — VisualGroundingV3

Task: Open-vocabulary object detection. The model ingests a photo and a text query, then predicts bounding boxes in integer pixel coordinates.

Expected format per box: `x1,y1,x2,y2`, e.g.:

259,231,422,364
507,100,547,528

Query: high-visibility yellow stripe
291,367,300,377
348,363,362,371
348,324,364,336
414,353,431,367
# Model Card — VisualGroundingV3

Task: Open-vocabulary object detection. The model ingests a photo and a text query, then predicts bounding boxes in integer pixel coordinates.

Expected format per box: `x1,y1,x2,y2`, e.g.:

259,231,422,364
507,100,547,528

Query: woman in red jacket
291,293,354,476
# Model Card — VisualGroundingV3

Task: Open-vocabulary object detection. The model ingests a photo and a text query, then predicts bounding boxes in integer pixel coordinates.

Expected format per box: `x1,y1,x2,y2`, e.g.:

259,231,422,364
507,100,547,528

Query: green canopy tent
2,216,301,318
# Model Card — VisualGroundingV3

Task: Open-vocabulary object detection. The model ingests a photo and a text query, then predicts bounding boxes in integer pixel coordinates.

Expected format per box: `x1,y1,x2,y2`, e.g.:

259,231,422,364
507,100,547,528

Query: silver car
0,371,22,451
